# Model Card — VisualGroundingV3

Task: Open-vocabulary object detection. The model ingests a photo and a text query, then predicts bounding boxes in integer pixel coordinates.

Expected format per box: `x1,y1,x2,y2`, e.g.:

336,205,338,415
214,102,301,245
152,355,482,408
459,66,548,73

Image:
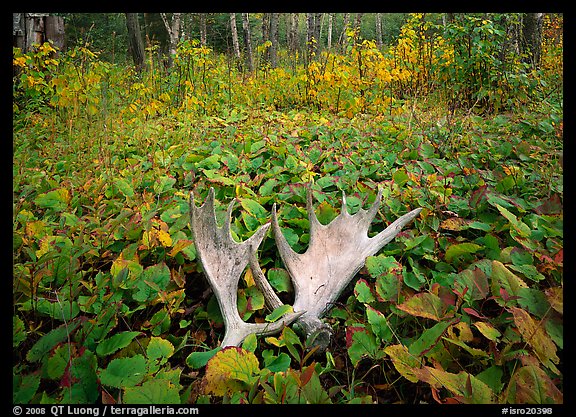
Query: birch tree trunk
375,13,383,48
229,13,241,60
241,13,254,72
270,13,279,68
327,13,333,50
125,13,146,72
288,13,299,55
160,13,181,68
339,13,350,52
199,13,207,47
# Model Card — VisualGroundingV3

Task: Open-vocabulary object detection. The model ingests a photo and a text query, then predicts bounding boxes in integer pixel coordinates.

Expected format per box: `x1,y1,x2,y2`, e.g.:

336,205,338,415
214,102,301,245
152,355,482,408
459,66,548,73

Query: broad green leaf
348,329,379,367
34,188,70,211
495,204,531,237
476,366,504,394
26,320,81,362
517,288,550,318
375,272,402,302
409,320,454,357
146,337,175,372
240,198,267,219
13,372,41,404
263,350,291,373
46,345,70,379
99,355,147,388
366,254,403,278
32,298,80,321
67,349,99,403
267,268,292,293
124,379,181,404
154,175,176,194
366,306,391,342
392,169,409,186
445,242,482,263
265,304,294,322
133,262,171,303
510,307,560,374
442,336,489,358
201,169,236,185
354,279,375,304
509,264,545,282
196,154,221,170
490,261,528,305
203,347,261,396
186,347,221,369
242,333,258,352
315,201,338,225
13,316,26,348
115,178,134,197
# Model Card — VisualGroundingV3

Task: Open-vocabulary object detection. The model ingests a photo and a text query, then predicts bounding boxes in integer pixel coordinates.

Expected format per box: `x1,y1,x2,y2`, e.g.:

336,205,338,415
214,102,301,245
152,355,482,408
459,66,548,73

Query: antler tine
190,188,302,348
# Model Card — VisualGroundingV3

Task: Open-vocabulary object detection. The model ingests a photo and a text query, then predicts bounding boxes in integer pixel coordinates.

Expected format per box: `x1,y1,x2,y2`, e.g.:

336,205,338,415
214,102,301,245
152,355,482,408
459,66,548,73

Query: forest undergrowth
13,14,563,405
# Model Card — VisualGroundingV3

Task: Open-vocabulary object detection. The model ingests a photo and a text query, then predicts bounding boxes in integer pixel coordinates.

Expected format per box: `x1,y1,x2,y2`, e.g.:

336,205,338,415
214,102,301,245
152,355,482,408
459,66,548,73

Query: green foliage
13,15,562,405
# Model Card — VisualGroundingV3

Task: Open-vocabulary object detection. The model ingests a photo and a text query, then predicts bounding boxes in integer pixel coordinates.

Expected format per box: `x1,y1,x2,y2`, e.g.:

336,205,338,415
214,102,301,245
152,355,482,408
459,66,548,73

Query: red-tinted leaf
462,307,488,320
534,193,562,215
299,362,316,387
345,326,366,349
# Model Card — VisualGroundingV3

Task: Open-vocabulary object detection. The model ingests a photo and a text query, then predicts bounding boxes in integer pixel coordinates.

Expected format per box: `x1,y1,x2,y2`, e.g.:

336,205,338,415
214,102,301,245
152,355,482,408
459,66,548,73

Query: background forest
13,13,563,406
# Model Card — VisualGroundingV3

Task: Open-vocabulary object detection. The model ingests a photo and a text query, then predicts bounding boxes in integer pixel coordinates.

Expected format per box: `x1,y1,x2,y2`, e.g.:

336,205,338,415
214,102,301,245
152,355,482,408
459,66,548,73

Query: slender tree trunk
261,13,271,65
241,13,254,72
327,13,333,50
125,13,146,72
199,13,207,47
288,13,299,55
353,13,363,43
339,13,350,52
314,13,322,52
306,13,321,57
229,13,241,59
160,13,181,68
375,13,383,48
270,13,279,68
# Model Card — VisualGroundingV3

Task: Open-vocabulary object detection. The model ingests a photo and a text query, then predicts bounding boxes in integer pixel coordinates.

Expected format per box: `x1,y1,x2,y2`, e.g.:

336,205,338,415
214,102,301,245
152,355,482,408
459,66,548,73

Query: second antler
272,187,422,350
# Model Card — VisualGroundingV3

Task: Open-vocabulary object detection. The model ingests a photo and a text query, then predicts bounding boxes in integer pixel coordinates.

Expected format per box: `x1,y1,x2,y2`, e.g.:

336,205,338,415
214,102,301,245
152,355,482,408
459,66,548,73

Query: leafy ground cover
13,15,562,405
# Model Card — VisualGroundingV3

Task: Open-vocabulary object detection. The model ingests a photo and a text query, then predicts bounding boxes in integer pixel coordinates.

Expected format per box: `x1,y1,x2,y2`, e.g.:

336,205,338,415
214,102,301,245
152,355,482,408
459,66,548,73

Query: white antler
272,187,422,350
190,188,302,347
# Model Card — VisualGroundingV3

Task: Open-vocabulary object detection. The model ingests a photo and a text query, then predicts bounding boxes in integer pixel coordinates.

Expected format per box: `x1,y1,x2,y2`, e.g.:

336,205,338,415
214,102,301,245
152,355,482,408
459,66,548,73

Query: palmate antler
190,186,421,351
272,187,422,350
189,188,302,347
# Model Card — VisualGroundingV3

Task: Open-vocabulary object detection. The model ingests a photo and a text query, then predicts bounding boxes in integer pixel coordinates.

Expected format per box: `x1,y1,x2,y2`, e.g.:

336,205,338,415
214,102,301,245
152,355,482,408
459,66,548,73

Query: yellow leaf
156,229,173,247
510,307,560,374
203,347,261,396
473,321,502,341
383,344,421,383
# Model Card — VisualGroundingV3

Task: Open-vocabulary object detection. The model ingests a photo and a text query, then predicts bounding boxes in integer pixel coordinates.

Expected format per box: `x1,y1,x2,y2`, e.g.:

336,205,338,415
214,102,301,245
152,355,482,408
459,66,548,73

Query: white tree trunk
160,13,181,68
229,13,241,59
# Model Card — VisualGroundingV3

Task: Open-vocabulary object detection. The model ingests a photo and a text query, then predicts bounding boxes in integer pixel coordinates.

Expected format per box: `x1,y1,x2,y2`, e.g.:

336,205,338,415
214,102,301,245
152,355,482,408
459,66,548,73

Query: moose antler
190,188,303,347
272,187,422,350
